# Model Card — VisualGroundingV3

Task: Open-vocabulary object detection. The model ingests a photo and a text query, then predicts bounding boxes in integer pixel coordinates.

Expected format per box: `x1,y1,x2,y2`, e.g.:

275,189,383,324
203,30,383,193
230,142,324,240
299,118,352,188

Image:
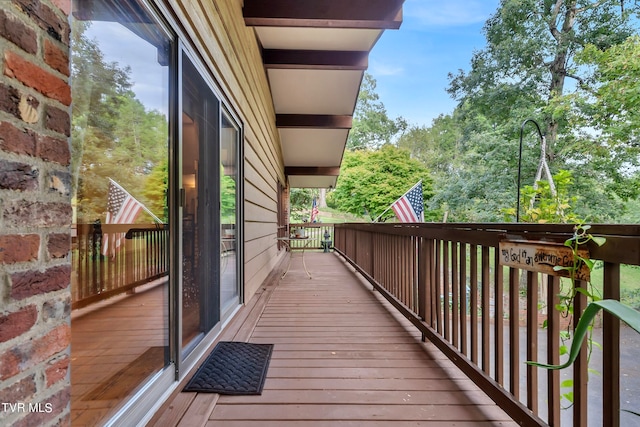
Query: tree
440,0,640,222
328,145,434,221
347,73,407,150
577,35,640,145
449,0,637,151
289,188,323,222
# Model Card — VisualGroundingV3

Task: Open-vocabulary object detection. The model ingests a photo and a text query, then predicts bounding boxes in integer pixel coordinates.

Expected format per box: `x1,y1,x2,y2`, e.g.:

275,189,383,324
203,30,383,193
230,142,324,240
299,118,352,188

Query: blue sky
368,0,500,128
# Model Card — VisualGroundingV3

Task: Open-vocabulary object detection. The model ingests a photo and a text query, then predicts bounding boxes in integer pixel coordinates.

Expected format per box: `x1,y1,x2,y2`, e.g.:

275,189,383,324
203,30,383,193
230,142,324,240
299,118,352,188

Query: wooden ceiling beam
263,49,368,70
277,114,352,129
243,0,404,29
285,167,341,176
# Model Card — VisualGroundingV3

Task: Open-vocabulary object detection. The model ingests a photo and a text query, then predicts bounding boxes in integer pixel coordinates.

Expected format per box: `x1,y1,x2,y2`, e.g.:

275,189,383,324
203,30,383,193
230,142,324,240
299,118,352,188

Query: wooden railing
287,223,334,250
72,223,168,309
334,223,639,427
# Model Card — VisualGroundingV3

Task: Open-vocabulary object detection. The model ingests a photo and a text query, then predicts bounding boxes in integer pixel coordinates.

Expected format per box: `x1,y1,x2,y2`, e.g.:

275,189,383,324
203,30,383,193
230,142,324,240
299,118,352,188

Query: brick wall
0,1,72,425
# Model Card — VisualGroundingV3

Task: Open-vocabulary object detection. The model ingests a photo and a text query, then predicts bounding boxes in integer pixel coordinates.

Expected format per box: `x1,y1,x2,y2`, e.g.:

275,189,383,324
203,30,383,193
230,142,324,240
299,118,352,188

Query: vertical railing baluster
481,246,490,375
573,279,588,427
431,238,437,327
452,241,460,350
426,238,435,326
494,249,504,386
470,244,478,364
526,271,539,414
509,267,520,400
418,237,427,322
444,240,451,342
547,275,561,426
460,242,468,356
603,261,620,427
435,239,442,334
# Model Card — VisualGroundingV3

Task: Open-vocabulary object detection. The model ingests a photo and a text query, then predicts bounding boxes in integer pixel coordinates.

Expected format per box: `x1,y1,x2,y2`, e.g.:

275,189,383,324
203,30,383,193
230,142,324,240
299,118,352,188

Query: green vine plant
502,169,578,223
527,224,640,416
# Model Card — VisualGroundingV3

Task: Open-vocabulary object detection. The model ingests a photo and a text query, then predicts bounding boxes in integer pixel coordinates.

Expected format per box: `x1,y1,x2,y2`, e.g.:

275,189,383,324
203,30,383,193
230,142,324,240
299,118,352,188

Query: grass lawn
589,262,640,309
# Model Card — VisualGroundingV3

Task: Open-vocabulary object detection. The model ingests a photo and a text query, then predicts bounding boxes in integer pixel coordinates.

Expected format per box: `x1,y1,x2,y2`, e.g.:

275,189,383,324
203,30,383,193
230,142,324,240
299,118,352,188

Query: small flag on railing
310,197,319,222
391,180,424,223
102,178,144,256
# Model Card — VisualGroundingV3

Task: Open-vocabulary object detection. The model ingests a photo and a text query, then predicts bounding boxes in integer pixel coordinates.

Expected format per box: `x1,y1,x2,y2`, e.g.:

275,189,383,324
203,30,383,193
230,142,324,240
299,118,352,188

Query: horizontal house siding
170,0,285,300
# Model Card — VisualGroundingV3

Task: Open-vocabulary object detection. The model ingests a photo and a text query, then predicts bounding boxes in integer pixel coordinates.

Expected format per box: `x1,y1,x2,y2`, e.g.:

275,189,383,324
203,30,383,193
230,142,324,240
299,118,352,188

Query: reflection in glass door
220,113,239,314
69,0,172,423
181,52,220,350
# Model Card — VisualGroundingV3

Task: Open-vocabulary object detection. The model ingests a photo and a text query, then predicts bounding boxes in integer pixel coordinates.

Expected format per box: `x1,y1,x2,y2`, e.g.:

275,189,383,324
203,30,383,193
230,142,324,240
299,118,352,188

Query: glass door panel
220,113,239,313
181,52,220,350
70,0,172,423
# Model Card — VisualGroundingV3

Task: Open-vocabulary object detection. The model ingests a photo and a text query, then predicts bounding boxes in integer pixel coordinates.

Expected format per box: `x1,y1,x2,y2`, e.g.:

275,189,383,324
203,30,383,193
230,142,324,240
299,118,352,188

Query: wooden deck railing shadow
72,223,168,310
334,223,639,427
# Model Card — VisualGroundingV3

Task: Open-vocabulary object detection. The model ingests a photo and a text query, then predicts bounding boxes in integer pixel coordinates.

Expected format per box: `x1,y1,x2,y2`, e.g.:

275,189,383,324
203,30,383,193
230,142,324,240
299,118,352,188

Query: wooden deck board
196,253,517,426
77,251,520,426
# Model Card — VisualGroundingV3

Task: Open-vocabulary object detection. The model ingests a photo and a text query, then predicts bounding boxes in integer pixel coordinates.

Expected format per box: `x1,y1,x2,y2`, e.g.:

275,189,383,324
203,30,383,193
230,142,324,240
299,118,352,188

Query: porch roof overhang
243,0,404,188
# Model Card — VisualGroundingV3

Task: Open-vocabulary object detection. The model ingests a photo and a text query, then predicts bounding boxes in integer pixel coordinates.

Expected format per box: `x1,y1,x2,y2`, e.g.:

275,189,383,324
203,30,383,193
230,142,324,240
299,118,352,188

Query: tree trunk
319,188,327,208
545,0,578,159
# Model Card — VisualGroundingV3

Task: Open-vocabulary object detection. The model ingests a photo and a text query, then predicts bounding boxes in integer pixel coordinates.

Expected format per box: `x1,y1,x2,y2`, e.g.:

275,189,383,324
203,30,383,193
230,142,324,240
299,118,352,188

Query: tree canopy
327,145,434,221
347,73,407,150
405,0,640,223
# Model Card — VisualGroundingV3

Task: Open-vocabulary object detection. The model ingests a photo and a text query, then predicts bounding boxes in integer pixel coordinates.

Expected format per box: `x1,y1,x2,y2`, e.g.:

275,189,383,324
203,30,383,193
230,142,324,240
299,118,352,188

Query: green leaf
562,391,574,404
527,300,640,370
560,379,573,388
578,256,595,270
593,236,606,246
559,345,568,356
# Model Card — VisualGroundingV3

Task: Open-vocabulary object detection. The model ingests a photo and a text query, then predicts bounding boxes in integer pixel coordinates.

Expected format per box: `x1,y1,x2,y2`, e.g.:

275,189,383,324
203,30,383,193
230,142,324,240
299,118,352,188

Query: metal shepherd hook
517,119,547,223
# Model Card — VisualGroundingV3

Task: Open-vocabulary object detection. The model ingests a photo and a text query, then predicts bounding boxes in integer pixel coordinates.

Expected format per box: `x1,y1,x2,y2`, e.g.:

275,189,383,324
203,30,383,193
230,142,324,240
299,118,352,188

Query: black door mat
183,341,274,395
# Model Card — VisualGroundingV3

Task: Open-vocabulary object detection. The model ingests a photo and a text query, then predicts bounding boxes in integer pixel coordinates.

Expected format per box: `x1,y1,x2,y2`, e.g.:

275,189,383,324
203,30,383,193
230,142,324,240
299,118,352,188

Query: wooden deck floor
149,252,517,427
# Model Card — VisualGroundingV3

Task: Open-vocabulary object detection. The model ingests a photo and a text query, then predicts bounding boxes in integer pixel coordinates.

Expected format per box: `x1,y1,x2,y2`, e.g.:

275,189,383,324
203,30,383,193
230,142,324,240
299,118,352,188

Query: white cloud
405,0,497,27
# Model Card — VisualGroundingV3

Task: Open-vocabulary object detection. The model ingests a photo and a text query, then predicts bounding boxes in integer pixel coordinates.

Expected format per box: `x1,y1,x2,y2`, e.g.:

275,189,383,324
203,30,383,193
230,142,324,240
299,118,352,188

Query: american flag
102,178,143,256
310,197,319,222
391,180,424,223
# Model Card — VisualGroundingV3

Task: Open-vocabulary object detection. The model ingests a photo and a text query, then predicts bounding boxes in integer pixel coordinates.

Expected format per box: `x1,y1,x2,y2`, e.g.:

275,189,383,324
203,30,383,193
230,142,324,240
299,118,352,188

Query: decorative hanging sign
499,240,590,281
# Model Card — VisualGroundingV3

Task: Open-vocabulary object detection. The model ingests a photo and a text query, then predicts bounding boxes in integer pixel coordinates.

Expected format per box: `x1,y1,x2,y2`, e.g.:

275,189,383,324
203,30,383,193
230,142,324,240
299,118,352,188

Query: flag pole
109,178,163,223
373,205,393,223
